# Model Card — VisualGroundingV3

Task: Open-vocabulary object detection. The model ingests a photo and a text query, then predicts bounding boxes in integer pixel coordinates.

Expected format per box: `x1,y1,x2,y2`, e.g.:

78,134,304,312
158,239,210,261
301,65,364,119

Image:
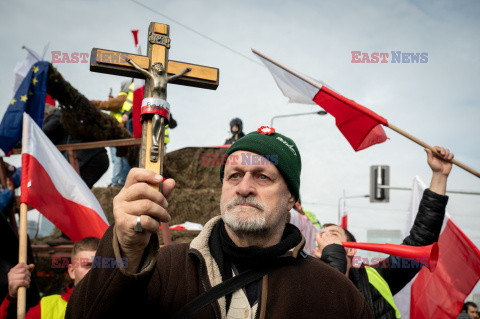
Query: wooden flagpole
17,113,28,318
252,48,480,179
387,124,480,178
17,203,28,319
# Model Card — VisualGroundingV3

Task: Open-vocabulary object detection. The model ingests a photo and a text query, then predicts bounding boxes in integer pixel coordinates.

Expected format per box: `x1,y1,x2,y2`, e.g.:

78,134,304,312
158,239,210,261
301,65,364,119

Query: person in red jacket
0,237,99,319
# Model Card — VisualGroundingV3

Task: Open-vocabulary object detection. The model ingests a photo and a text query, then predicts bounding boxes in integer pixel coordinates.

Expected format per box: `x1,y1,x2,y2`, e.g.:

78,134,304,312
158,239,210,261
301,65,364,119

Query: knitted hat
220,126,301,200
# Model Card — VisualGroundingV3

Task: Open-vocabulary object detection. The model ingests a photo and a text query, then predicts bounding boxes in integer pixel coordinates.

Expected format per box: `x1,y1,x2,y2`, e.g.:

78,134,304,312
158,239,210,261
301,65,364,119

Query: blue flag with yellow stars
0,61,49,156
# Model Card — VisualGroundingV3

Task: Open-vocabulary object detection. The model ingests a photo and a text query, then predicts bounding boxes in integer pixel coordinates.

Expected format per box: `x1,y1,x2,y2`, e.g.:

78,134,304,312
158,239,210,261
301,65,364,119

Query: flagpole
17,203,28,319
387,123,480,178
21,46,40,61
252,48,480,179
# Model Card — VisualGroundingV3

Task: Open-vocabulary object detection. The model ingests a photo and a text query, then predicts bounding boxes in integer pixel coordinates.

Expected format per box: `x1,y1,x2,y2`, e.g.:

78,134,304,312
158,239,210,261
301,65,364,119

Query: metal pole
377,185,480,196
21,46,40,61
270,110,326,127
41,42,50,61
337,192,369,225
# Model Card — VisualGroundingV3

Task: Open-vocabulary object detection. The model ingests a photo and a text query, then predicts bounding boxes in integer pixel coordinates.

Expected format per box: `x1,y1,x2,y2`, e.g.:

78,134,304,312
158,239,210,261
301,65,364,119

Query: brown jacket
66,217,372,318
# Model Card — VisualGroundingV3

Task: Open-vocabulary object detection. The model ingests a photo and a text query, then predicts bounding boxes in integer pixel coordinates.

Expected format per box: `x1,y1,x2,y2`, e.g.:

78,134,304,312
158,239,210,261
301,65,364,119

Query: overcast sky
1,0,479,279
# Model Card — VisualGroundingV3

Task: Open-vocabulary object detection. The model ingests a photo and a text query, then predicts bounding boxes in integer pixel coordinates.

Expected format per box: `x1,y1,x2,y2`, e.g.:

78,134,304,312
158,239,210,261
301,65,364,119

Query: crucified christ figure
127,59,191,99
127,59,191,161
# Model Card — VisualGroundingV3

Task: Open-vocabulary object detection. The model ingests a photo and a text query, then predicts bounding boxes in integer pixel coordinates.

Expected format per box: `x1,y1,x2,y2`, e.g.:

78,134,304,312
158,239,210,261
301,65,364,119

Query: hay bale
93,147,228,243
91,186,122,225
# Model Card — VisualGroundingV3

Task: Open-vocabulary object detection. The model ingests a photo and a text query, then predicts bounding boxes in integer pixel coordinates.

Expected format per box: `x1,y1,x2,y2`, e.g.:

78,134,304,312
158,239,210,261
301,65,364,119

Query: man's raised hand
425,146,454,177
313,232,342,259
113,168,175,261
425,146,454,195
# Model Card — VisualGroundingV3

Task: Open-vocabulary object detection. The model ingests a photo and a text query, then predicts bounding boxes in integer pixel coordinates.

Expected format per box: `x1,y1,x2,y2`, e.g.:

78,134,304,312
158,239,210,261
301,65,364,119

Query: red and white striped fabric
253,50,388,151
393,176,480,318
289,209,319,255
20,113,109,242
339,198,348,229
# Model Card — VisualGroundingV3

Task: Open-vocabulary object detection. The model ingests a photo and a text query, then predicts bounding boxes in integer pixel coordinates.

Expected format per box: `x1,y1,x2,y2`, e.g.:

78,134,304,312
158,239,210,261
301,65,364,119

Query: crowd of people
1,103,477,318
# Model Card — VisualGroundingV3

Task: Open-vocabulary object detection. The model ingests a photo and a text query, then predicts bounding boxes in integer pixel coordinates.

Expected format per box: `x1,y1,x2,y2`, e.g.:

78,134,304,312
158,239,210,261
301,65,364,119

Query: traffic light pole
377,185,480,196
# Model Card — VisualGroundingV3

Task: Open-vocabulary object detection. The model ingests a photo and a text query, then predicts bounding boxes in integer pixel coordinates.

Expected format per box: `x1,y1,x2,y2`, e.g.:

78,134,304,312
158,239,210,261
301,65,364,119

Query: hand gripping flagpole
252,48,480,179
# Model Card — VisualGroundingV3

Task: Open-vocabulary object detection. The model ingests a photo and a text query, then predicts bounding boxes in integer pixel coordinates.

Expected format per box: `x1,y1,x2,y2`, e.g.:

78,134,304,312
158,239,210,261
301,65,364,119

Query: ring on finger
134,216,143,233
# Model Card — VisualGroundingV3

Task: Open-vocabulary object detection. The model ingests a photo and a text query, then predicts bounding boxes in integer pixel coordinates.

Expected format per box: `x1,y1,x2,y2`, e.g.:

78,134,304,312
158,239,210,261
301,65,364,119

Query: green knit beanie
220,126,301,200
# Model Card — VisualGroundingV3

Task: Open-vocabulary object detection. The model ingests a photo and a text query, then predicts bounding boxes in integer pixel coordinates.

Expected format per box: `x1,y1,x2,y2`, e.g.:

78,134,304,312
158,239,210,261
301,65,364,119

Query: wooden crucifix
90,22,219,244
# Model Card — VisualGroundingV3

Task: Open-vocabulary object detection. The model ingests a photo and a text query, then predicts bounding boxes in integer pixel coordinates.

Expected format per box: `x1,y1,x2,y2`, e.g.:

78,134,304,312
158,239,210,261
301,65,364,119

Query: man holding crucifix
67,127,371,318
66,22,370,318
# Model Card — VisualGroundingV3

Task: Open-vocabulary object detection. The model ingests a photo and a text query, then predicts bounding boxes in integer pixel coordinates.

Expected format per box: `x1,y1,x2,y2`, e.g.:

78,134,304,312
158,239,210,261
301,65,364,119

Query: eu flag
0,61,49,156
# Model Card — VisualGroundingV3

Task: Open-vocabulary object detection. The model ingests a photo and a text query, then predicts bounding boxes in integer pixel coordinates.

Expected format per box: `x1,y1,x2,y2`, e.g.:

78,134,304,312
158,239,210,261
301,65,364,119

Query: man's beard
221,197,267,233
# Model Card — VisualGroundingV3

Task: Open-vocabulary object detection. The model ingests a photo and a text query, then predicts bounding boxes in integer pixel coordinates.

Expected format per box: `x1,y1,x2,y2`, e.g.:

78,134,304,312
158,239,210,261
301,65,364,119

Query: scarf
208,219,303,308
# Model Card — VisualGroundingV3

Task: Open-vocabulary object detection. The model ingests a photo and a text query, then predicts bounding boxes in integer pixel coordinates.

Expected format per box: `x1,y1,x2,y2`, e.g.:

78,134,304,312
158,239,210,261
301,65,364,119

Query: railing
11,138,141,174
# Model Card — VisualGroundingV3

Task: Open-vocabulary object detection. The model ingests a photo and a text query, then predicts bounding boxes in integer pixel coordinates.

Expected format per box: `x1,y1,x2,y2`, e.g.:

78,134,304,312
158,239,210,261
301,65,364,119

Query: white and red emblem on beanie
257,126,275,135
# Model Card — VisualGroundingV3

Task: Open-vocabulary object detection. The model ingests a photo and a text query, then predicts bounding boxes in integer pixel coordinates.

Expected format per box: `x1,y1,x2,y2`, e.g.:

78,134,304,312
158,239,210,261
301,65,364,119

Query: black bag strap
171,265,275,319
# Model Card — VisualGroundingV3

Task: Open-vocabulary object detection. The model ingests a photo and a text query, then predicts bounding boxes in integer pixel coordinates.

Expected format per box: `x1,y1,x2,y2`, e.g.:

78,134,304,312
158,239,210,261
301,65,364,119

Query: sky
1,0,480,286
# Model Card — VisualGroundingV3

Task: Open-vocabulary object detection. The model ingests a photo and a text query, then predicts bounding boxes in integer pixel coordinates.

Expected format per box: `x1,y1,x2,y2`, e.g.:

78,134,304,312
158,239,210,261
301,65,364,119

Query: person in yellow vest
0,237,99,319
303,209,321,229
92,81,133,123
314,146,454,319
92,81,134,186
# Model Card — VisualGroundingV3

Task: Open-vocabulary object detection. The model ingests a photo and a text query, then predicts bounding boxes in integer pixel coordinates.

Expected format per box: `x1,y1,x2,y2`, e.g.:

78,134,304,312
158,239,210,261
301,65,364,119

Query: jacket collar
189,216,306,317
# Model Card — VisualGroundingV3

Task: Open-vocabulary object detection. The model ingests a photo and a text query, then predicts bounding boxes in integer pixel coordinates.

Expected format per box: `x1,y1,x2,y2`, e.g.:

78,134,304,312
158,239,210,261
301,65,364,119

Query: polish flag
339,197,348,229
131,29,145,138
20,113,109,242
253,49,388,151
393,176,480,318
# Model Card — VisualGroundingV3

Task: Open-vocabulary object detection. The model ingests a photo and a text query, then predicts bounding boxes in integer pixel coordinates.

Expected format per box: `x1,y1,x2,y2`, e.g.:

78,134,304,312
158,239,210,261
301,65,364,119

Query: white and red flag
339,197,348,229
393,176,480,318
253,49,388,151
20,113,109,242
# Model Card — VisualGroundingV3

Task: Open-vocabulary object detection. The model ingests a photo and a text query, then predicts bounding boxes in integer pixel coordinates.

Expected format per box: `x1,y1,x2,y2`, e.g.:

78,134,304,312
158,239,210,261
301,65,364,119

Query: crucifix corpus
90,22,219,244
